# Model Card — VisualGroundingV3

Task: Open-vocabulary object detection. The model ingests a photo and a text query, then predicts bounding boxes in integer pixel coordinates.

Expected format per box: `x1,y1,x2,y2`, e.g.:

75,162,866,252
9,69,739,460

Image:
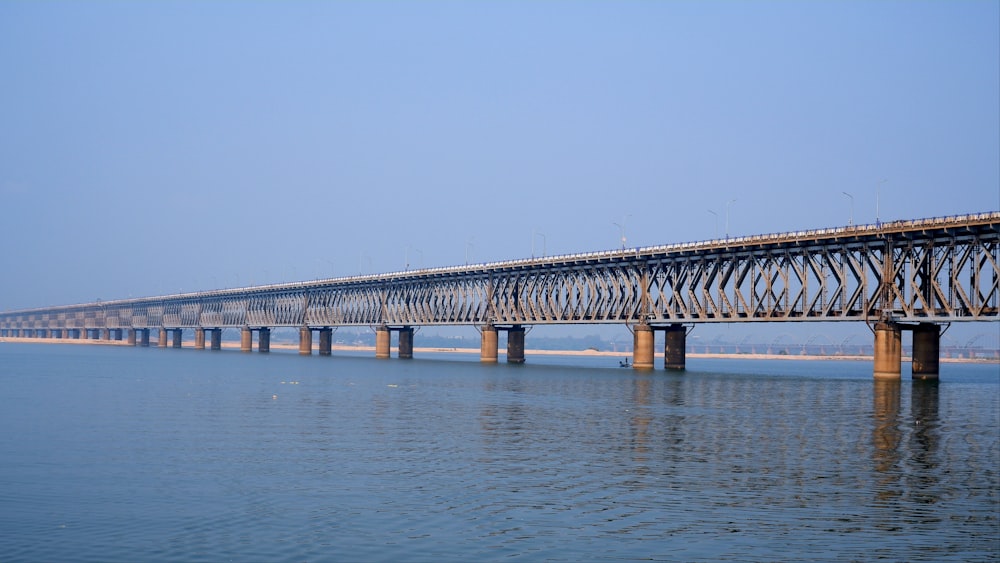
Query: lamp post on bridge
613,214,630,250
842,191,854,226
465,237,475,265
531,229,546,258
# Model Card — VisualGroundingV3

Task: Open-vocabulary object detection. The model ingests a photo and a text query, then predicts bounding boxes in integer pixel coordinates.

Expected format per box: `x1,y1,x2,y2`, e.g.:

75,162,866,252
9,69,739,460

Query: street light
613,215,630,250
465,237,475,265
707,210,719,239
725,199,737,239
842,191,854,226
531,229,546,258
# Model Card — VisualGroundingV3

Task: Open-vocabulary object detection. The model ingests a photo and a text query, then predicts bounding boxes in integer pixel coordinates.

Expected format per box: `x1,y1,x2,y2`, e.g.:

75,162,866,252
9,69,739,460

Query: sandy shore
2,336,996,364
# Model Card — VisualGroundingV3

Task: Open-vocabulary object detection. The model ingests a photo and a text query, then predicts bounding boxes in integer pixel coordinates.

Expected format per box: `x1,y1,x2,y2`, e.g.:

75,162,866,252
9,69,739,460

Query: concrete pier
259,328,270,353
210,329,222,351
299,327,312,355
398,327,414,359
912,323,940,380
375,326,391,359
873,322,902,379
172,329,182,348
318,328,332,356
664,324,686,370
101,328,110,341
632,323,654,369
241,327,252,352
507,325,526,364
158,328,168,348
194,328,205,350
480,324,499,363
128,329,137,346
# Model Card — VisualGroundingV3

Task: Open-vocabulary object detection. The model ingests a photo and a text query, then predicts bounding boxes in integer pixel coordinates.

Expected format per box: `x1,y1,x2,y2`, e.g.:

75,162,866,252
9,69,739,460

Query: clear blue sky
1,1,997,346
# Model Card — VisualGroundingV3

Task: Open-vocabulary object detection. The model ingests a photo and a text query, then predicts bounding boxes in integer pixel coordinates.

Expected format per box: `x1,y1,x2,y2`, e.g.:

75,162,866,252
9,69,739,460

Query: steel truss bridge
1,212,997,377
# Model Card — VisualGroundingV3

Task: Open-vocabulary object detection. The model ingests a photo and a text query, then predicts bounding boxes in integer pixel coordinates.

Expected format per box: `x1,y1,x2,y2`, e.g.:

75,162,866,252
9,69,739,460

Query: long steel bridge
2,212,997,378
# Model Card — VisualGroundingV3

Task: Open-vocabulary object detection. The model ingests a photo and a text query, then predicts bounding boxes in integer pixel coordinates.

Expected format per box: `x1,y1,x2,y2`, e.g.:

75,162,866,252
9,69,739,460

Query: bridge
2,212,997,379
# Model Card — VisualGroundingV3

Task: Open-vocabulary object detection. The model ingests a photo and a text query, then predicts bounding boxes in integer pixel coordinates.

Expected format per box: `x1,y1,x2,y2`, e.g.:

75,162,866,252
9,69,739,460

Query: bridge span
2,212,997,379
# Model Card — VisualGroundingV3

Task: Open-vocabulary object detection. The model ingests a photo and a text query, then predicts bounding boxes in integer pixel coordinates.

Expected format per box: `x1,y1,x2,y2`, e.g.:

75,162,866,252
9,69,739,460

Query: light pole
531,229,546,258
842,191,854,226
613,215,630,250
707,210,719,239
465,237,475,265
725,199,737,239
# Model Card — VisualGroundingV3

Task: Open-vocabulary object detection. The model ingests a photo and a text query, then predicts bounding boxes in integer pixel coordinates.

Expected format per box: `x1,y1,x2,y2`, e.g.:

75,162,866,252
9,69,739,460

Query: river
0,342,997,562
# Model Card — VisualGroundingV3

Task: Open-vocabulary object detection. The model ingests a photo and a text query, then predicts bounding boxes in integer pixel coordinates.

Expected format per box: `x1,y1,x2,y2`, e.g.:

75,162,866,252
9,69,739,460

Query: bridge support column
318,328,332,356
873,322,902,379
912,323,940,380
101,328,110,341
194,328,205,350
481,325,498,363
664,324,686,370
158,328,168,348
210,329,221,351
259,328,270,353
299,327,312,355
375,326,391,359
140,328,150,347
241,327,253,352
172,329,182,348
633,323,654,370
398,327,413,359
78,328,86,340
128,329,137,346
507,325,525,364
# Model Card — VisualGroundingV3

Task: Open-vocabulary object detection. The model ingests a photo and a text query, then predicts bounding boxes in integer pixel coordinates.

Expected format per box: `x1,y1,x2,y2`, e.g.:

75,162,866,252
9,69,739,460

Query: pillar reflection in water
872,379,902,502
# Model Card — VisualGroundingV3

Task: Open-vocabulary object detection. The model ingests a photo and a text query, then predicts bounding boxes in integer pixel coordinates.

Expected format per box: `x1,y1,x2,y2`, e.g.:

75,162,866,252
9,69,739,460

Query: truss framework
2,213,997,331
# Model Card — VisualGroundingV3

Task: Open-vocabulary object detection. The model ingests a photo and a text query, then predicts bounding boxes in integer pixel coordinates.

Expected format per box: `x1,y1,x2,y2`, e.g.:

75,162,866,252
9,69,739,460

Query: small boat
619,359,630,368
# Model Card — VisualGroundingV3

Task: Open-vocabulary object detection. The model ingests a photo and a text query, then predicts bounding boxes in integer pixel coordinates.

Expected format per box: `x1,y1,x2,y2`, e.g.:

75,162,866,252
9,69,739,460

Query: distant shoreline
2,336,996,364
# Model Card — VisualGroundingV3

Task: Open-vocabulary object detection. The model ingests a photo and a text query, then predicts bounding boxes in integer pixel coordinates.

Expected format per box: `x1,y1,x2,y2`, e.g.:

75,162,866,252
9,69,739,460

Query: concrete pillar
507,325,525,364
241,327,253,352
128,329,137,346
633,323,654,370
210,329,222,351
318,328,332,356
194,328,205,350
398,327,413,359
664,324,686,370
873,322,902,379
156,328,166,348
140,328,150,347
101,328,110,341
172,329,182,348
258,327,270,353
299,326,313,355
481,324,499,363
78,328,87,340
912,323,940,380
375,326,391,359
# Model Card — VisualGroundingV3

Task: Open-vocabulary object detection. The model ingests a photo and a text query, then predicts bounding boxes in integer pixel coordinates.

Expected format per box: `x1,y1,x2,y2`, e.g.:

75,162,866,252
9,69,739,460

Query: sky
1,1,998,347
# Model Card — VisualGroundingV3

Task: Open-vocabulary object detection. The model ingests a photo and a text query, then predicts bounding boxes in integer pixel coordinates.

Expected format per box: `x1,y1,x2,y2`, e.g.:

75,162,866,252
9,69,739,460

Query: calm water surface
1,343,997,562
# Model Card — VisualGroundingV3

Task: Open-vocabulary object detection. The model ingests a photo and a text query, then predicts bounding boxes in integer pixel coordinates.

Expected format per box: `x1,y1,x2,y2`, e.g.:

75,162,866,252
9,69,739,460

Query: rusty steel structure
1,212,997,333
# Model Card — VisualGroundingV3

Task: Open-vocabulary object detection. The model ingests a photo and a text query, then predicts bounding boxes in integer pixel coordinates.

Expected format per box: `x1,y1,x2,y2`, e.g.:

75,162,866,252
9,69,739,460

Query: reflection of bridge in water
2,212,997,379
